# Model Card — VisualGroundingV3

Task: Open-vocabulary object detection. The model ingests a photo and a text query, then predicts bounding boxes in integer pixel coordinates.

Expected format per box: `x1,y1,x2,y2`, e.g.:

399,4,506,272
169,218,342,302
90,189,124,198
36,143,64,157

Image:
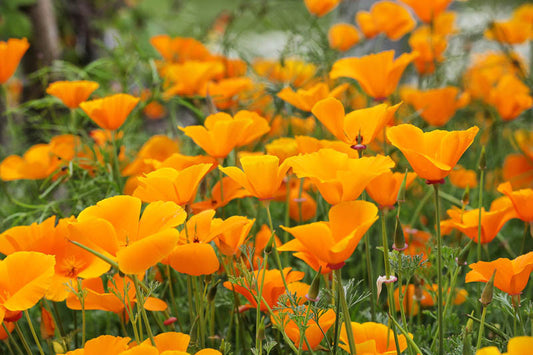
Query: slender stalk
433,184,444,355
297,304,313,353
477,169,485,261
23,311,45,355
3,322,24,355
364,234,376,321
14,322,32,355
133,276,155,346
389,315,424,355
110,131,123,193
476,306,488,350
408,189,433,228
334,269,357,355
218,165,225,218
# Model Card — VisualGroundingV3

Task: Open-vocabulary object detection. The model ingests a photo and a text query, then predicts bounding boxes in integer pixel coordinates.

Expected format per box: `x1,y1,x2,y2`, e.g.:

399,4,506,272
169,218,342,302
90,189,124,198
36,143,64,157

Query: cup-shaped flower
304,0,341,17
56,335,131,355
330,50,418,99
0,38,29,84
328,24,360,51
449,165,478,189
366,171,417,208
386,124,479,183
488,74,533,121
219,155,290,200
485,20,532,45
46,80,99,109
180,111,270,158
277,82,349,112
0,251,55,323
497,182,533,222
121,135,181,177
399,0,452,23
280,200,378,269
215,216,255,256
356,1,416,41
339,321,410,354
477,336,533,355
69,195,186,275
0,144,61,181
312,97,400,147
287,149,395,205
191,177,251,213
408,27,448,75
465,251,533,296
150,34,211,63
393,284,467,316
80,93,140,131
441,197,517,244
133,164,213,205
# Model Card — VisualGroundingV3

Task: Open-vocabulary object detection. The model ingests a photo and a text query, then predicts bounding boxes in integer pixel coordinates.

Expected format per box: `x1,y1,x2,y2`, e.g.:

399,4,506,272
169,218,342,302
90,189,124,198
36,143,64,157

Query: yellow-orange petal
80,93,140,131
169,243,220,276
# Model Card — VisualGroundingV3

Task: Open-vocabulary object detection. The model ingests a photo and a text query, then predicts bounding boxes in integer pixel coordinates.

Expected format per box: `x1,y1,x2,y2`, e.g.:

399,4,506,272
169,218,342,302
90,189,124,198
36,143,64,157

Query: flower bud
306,267,322,302
208,283,218,303
478,146,486,171
392,216,407,251
479,270,495,307
396,169,409,204
456,241,472,266
462,185,470,206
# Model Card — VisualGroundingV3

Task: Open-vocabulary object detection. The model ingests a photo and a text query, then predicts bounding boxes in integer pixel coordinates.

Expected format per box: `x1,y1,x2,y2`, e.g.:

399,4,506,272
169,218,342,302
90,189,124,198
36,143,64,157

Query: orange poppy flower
191,177,251,213
477,336,533,355
330,50,418,99
386,124,479,183
441,197,517,244
66,274,167,315
202,77,253,109
133,164,212,205
399,0,452,23
340,321,410,354
219,155,290,200
328,24,360,51
356,1,416,41
280,200,378,269
294,135,359,158
400,86,469,126
268,115,316,138
497,181,533,221
312,97,400,147
402,226,431,262
122,135,180,177
0,216,111,301
448,165,478,189
366,171,417,208
0,38,29,84
287,149,395,205
180,111,270,158
277,82,349,112
503,153,533,189
69,195,186,274
0,144,60,181
466,251,533,295
253,58,316,88
46,80,99,109
150,35,212,63
0,251,55,324
485,20,532,45
57,335,131,355
162,61,224,97
393,284,467,316
487,74,533,121
223,268,304,312
266,137,299,163
272,308,336,350
80,93,140,131
304,0,341,17
215,216,255,256
408,26,448,75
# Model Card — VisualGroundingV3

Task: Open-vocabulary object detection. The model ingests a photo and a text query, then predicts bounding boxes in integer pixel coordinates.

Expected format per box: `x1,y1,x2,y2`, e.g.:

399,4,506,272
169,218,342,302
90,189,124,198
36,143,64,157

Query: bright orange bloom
57,335,131,355
356,1,416,41
487,75,533,121
46,80,99,109
304,0,341,17
272,308,336,350
191,177,251,213
0,251,55,323
268,115,316,138
0,38,29,84
122,135,180,177
497,181,533,221
466,252,533,295
180,111,270,158
503,131,533,189
294,136,359,158
330,50,418,99
409,27,447,75
287,149,395,205
215,216,255,256
162,61,224,97
69,195,186,274
449,165,478,189
312,97,400,146
393,284,467,316
441,197,517,244
40,307,55,339
202,77,253,109
366,171,417,208
340,321,410,354
0,144,60,181
280,200,378,269
219,155,290,200
266,137,299,163
386,124,479,182
0,216,111,301
223,268,304,312
133,164,212,205
328,24,360,51
80,93,140,130
150,35,212,63
403,227,431,263
253,58,316,88
277,82,349,112
400,86,469,126
477,336,533,355
485,20,532,45
399,0,452,23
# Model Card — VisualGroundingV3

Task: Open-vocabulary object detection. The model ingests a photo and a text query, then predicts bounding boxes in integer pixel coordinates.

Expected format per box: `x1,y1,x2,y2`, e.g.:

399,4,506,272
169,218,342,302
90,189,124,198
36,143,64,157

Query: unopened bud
456,241,472,266
396,170,409,204
479,271,495,307
465,312,474,334
257,318,266,341
392,217,407,251
462,185,470,206
208,283,218,303
478,146,486,171
306,267,322,302
511,294,521,309
463,312,475,355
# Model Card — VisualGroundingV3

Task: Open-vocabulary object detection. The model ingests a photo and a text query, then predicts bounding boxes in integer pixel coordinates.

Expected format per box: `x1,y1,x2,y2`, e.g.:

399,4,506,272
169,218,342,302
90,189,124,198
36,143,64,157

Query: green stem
476,306,488,350
335,269,357,355
23,311,44,355
434,184,444,355
364,234,376,321
133,276,155,346
14,322,32,355
3,322,23,355
218,165,225,218
110,131,123,193
68,240,119,269
389,315,425,355
477,169,485,261
408,188,432,228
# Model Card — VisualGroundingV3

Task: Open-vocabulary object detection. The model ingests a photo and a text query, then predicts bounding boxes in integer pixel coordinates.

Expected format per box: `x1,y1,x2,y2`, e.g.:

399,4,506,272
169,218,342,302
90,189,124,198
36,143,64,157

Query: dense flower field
0,0,532,354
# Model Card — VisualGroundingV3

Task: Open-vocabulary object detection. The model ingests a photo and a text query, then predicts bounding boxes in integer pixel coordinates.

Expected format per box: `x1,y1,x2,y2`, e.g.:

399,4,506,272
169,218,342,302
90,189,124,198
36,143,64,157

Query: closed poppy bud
396,169,409,203
478,146,486,171
393,217,407,251
457,241,472,266
479,271,496,307
257,318,266,340
0,38,30,84
306,267,322,302
328,23,360,51
40,307,55,339
413,275,424,302
462,185,470,206
208,283,218,303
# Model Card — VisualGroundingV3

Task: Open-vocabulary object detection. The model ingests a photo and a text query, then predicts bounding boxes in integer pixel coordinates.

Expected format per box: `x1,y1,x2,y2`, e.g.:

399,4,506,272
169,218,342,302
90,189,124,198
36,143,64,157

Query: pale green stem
23,311,44,355
335,269,357,355
133,276,155,346
476,306,488,350
434,184,444,355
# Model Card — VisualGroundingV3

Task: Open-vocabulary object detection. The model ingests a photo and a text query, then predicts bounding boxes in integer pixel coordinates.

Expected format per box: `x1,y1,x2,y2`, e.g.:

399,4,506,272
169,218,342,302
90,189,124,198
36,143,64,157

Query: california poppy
46,80,99,109
0,38,29,84
441,197,517,244
191,177,251,213
122,135,181,177
465,251,533,296
201,77,253,109
287,148,395,205
399,0,452,23
386,124,479,183
356,1,416,41
294,135,359,158
150,35,212,63
133,164,212,206
0,144,60,181
476,336,533,355
219,155,290,200
393,284,467,316
253,58,316,88
366,171,417,208
408,27,448,75
402,226,431,262
448,165,478,189
162,61,224,97
487,74,533,121
312,97,400,147
328,24,360,51
215,216,255,256
80,93,140,131
330,50,418,99
57,335,131,355
304,0,341,17
339,321,410,354
280,200,378,269
485,20,532,45
277,82,349,112
497,181,533,221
